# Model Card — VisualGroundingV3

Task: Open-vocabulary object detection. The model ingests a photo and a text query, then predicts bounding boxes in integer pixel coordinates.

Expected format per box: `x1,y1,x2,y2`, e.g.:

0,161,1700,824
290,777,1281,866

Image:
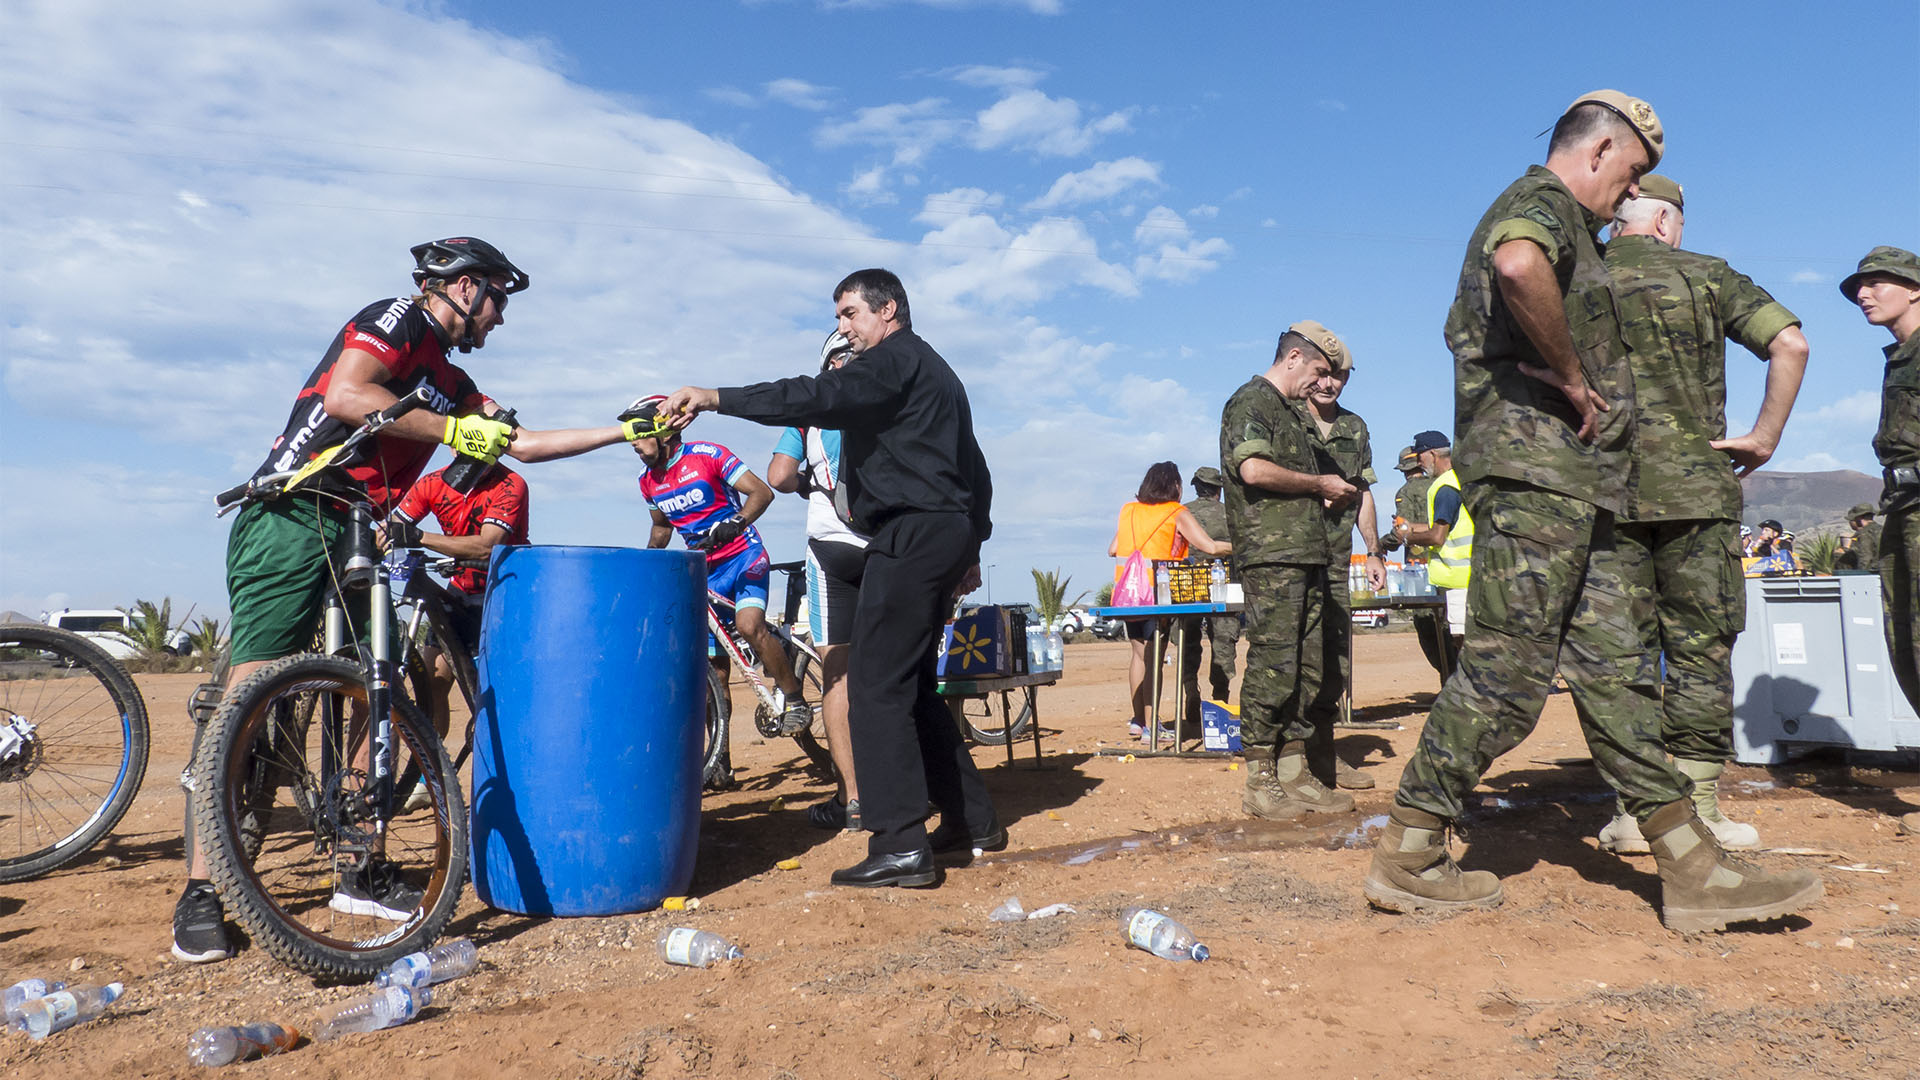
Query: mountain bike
702,560,831,790
0,624,151,883
190,389,466,979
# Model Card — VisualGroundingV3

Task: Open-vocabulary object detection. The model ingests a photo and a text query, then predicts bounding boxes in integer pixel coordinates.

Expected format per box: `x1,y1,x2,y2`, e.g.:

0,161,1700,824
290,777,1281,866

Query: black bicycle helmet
410,237,530,294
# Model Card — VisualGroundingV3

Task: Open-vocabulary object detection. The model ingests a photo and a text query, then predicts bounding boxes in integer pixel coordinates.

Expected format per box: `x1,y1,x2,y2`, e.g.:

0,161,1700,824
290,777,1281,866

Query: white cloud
765,77,833,110
705,85,759,107
821,0,1063,12
1131,206,1232,282
1026,157,1161,209
915,187,1005,224
844,164,898,204
815,97,959,167
1803,390,1883,427
971,89,1130,156
946,65,1046,90
1187,203,1219,219
1316,98,1349,112
1789,269,1831,284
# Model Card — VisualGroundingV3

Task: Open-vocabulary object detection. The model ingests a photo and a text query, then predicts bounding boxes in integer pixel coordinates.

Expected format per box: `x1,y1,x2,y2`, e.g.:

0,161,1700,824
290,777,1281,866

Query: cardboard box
937,605,1027,678
1201,699,1240,753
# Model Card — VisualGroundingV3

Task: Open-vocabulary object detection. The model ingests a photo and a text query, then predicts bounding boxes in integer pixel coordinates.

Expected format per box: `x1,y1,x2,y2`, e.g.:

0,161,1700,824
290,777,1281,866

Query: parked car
41,608,188,660
1351,610,1388,629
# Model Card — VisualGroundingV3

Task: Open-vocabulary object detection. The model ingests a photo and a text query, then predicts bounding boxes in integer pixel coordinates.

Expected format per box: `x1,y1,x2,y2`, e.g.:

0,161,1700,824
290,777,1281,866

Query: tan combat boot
1643,799,1821,932
1241,748,1304,821
1334,758,1376,790
1275,740,1354,813
1597,796,1650,854
1363,805,1503,914
1675,759,1759,849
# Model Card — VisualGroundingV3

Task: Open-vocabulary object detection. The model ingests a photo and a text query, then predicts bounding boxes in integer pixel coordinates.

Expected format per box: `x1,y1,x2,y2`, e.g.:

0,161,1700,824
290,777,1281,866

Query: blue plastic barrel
470,545,706,916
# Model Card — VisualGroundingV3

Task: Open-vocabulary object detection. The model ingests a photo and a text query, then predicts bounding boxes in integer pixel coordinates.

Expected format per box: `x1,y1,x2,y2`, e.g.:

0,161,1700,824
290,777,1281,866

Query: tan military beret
1395,446,1421,473
1565,89,1664,167
1634,174,1684,211
1839,245,1920,299
1286,319,1351,372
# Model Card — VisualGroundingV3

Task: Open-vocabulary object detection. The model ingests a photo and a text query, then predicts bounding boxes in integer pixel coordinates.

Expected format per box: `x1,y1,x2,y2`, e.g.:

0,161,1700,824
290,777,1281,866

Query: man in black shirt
662,268,998,888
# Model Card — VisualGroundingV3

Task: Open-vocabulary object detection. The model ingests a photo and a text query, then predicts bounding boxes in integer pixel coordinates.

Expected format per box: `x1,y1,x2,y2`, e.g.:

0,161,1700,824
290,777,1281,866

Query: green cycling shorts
226,497,377,665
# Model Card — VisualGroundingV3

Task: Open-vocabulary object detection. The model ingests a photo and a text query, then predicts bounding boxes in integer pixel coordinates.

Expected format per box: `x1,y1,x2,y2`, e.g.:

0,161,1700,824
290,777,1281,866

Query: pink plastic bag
1112,551,1155,607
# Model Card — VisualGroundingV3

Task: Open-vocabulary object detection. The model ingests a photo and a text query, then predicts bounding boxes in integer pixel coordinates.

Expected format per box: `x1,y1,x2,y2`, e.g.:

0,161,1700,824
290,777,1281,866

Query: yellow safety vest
1425,469,1474,590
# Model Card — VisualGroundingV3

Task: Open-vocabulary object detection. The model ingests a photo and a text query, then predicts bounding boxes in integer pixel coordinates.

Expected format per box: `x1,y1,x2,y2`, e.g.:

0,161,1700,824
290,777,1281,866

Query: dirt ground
5,630,1919,1079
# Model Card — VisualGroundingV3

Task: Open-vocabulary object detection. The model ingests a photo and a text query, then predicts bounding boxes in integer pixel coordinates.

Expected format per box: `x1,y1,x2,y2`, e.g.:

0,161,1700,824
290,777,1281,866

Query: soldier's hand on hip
1708,430,1777,477
1517,362,1608,443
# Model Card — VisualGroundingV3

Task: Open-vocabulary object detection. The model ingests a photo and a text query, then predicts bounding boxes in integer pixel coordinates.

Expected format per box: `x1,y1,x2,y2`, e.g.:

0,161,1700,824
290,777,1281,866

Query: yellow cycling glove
443,414,515,463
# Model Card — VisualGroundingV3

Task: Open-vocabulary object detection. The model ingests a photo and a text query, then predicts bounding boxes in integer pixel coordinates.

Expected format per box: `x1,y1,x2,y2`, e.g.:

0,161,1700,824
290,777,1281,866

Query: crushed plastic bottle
988,897,1027,923
374,938,478,989
656,927,743,968
6,978,66,1032
186,1022,299,1066
1121,907,1210,962
18,982,123,1039
311,985,431,1041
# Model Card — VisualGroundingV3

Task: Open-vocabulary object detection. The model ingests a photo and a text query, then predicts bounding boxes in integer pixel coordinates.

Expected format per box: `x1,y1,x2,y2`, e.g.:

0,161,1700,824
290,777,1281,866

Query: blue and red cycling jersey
638,441,765,564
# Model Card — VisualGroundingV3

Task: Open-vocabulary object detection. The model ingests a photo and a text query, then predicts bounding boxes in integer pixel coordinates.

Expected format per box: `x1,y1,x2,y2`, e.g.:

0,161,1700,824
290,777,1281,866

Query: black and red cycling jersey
393,465,531,596
252,296,494,513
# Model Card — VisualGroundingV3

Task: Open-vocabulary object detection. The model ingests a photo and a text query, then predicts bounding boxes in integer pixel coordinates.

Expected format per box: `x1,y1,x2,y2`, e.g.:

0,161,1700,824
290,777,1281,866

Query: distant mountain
1740,469,1881,536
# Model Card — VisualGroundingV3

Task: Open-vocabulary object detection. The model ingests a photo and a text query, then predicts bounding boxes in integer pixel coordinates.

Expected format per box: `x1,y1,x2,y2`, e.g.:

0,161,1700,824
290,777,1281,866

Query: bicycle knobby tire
191,653,467,979
0,625,150,883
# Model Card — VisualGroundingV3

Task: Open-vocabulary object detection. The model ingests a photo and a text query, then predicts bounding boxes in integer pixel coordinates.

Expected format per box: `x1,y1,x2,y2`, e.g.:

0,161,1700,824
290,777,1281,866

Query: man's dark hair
1273,330,1321,364
1137,461,1182,504
1548,103,1634,159
834,268,911,329
1193,481,1222,499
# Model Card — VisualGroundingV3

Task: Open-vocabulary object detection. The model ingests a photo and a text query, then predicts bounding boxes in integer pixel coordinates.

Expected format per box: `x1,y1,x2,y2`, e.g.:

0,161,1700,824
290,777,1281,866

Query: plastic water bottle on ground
657,927,743,968
989,897,1026,922
311,985,430,1041
18,982,123,1039
374,937,478,989
1121,907,1210,962
186,1022,299,1066
5,978,66,1032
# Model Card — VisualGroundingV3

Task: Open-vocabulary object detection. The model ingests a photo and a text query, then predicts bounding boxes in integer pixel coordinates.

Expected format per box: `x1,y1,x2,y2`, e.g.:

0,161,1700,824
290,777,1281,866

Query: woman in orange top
1108,461,1230,738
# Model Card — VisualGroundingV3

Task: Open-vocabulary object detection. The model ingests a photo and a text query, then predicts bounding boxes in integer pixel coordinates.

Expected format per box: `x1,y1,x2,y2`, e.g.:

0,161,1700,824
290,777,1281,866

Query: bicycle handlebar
214,389,434,514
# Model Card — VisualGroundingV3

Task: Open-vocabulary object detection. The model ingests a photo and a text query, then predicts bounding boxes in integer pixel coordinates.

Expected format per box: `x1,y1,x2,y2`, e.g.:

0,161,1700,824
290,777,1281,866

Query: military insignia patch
1629,101,1655,129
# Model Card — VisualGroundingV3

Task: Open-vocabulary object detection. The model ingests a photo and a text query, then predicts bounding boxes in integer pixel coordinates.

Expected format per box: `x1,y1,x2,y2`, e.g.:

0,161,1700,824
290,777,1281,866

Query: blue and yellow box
1201,699,1240,753
937,605,1028,678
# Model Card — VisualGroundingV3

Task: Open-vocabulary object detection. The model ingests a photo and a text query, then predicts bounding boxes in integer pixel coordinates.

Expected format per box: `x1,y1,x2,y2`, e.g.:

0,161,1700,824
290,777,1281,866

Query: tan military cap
1395,446,1421,473
1839,245,1920,299
1192,466,1224,488
1286,319,1351,371
1565,89,1663,167
1634,174,1684,211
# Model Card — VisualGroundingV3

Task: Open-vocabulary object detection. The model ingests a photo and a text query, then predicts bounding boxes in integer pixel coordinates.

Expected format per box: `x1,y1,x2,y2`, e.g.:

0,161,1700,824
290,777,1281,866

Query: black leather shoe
829,849,939,889
929,820,1008,857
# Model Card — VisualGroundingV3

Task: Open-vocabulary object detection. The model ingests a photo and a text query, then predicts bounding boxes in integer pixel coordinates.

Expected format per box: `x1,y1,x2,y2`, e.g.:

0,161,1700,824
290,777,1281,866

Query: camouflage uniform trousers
1616,518,1746,762
1236,563,1329,754
1394,479,1690,822
1179,611,1242,706
1882,509,1920,714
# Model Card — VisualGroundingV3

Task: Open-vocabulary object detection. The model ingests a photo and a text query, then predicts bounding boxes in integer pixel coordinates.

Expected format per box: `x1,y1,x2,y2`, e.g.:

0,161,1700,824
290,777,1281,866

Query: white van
42,609,188,660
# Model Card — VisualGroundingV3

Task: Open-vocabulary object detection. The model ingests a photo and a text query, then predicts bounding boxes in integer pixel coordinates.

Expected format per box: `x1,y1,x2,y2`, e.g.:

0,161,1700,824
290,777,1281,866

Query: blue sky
2,0,1915,619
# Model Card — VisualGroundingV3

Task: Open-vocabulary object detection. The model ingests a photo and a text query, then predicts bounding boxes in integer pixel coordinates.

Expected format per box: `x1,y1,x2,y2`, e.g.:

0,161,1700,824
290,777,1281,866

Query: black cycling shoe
777,698,813,736
330,858,424,921
171,882,233,964
807,797,862,831
829,849,939,889
929,820,1008,860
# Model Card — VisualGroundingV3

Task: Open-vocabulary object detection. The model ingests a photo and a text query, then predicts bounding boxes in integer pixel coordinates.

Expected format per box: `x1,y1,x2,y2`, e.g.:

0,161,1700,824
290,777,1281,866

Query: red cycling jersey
253,296,495,514
393,465,530,595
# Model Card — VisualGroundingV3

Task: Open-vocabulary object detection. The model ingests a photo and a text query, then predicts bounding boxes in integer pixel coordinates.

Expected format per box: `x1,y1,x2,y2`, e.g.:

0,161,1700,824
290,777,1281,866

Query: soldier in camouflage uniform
1590,174,1809,856
1363,91,1820,932
1179,466,1241,715
1220,320,1356,820
1841,246,1920,837
1305,363,1384,790
1834,503,1881,572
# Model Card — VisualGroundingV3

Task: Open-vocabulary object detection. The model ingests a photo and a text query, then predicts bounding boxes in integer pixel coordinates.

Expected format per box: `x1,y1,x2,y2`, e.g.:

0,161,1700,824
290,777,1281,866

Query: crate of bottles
1159,561,1214,605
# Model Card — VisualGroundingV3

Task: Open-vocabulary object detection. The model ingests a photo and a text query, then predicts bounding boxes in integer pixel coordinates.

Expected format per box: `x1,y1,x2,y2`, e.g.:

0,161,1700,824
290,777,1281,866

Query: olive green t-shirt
1444,165,1636,513
1604,234,1800,523
1220,376,1328,568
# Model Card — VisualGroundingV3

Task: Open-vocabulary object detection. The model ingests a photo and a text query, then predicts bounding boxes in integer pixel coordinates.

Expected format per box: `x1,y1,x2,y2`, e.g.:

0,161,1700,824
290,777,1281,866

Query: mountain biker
177,237,633,964
623,395,813,747
767,331,867,830
385,460,530,760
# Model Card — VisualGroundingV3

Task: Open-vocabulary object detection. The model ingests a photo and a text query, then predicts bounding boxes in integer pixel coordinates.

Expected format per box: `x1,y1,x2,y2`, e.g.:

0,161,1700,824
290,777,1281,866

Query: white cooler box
1731,574,1919,764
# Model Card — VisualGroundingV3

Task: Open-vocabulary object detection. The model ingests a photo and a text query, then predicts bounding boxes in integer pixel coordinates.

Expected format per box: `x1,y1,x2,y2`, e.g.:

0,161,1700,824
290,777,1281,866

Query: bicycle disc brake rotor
0,714,41,782
319,768,380,858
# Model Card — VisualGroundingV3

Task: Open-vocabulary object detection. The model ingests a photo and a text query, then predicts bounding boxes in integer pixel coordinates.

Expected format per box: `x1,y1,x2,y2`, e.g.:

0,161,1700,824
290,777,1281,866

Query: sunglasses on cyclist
484,282,509,314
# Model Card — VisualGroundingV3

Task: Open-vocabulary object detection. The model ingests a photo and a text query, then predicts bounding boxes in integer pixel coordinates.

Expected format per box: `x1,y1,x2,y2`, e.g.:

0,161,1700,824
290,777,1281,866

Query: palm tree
186,615,227,661
115,597,185,660
1029,568,1087,633
1797,531,1841,576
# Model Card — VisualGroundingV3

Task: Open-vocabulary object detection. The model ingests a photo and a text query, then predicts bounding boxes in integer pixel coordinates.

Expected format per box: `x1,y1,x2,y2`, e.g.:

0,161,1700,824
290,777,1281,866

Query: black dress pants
847,511,997,855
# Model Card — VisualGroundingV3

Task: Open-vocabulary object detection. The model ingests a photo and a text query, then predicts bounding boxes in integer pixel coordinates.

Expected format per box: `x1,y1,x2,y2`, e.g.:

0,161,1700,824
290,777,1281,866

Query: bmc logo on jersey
656,487,707,515
373,297,413,334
